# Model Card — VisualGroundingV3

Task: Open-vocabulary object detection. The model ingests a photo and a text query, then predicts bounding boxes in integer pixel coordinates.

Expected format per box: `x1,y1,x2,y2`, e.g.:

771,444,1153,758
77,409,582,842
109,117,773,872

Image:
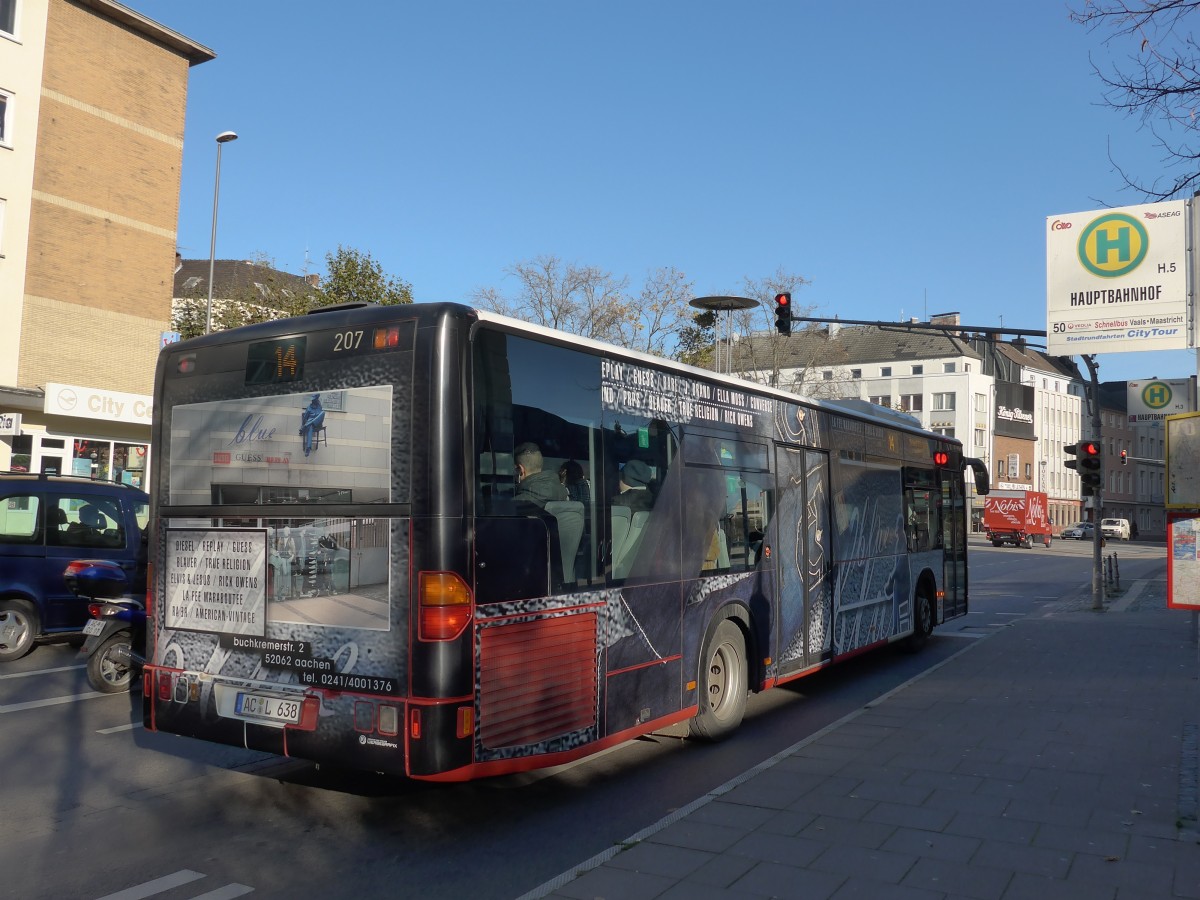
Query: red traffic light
1079,441,1100,456
774,292,793,335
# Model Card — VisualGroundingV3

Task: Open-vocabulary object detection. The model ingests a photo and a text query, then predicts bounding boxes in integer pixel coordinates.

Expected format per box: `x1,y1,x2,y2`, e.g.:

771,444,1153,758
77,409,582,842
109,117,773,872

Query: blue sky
129,0,1198,384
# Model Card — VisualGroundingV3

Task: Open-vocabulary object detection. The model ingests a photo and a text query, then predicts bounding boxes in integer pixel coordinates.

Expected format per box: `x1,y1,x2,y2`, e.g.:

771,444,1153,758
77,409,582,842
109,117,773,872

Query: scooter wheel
87,633,135,694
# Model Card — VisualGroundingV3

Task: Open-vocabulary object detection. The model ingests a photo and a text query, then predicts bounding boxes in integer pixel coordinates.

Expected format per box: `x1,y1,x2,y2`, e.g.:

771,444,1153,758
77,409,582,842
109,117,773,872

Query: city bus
142,302,989,782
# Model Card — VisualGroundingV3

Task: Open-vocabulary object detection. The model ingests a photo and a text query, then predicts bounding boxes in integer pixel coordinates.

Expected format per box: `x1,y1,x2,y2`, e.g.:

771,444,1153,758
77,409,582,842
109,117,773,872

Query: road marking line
191,884,254,899
0,691,107,713
0,664,86,680
98,721,144,734
95,869,206,900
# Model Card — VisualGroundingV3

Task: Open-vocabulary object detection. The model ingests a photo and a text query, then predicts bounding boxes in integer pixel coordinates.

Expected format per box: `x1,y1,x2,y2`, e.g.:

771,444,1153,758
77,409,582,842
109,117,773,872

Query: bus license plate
235,692,302,724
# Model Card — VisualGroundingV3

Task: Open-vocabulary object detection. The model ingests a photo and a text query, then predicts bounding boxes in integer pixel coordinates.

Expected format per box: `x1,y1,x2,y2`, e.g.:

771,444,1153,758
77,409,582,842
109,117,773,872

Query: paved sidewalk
522,574,1200,900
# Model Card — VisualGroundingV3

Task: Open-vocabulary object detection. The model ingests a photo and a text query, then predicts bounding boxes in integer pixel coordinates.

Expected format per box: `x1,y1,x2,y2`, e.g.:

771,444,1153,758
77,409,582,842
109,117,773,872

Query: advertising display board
1046,200,1191,355
1166,411,1200,509
1167,512,1200,610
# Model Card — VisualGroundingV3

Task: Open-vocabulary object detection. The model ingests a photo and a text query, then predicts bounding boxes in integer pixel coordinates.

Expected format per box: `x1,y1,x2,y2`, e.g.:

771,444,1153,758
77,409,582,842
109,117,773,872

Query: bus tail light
418,572,473,641
410,707,422,739
156,669,173,701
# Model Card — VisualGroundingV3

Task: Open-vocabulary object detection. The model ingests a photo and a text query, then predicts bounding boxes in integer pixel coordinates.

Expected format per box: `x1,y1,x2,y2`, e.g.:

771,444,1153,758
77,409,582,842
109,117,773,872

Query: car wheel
0,599,39,662
86,633,135,693
689,619,748,741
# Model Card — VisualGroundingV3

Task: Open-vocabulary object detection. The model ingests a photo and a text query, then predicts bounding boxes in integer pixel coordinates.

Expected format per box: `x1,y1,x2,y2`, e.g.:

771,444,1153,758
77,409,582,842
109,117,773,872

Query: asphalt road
0,537,1167,900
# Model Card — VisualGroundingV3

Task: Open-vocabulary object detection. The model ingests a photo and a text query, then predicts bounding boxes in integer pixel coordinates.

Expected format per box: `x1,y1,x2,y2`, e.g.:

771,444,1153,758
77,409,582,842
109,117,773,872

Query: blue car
0,473,149,661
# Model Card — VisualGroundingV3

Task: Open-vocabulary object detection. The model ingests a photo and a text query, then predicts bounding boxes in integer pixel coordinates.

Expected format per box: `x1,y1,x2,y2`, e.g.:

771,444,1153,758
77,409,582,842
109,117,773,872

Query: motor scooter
64,559,146,694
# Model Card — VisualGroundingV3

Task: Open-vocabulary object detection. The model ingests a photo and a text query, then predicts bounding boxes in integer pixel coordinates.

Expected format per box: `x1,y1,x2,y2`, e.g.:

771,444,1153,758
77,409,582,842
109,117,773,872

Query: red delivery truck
983,490,1053,548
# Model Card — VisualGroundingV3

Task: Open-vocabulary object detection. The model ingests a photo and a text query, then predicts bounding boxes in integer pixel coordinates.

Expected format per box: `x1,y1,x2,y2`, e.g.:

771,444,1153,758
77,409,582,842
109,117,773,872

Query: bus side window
698,471,771,574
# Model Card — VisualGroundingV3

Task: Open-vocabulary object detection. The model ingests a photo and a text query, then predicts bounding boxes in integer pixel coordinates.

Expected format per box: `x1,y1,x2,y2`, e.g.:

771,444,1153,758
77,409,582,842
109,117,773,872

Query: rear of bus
143,303,477,779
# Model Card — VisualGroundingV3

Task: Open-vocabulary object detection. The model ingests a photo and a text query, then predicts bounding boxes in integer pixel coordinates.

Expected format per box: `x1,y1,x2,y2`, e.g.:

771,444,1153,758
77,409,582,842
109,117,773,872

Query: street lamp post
205,130,239,335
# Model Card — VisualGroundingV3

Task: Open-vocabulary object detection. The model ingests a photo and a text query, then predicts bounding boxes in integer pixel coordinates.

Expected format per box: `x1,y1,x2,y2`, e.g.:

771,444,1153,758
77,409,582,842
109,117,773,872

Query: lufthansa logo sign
1077,212,1148,278
1141,381,1173,410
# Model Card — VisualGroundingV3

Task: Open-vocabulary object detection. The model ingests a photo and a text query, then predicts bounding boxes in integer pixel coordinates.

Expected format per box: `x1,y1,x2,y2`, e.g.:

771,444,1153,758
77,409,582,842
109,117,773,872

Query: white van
1100,518,1131,540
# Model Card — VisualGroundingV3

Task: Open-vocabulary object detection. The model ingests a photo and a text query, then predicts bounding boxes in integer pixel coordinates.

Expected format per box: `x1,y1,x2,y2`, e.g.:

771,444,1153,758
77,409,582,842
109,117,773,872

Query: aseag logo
1077,212,1148,278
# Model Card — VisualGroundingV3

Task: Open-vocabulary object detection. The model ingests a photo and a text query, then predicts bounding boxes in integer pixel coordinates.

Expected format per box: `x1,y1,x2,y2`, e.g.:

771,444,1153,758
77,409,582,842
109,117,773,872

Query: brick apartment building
0,0,211,483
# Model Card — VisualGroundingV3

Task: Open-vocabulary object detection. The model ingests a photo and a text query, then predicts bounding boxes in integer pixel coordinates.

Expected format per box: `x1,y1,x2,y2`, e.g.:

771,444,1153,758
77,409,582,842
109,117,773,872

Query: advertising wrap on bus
143,303,984,783
148,315,418,769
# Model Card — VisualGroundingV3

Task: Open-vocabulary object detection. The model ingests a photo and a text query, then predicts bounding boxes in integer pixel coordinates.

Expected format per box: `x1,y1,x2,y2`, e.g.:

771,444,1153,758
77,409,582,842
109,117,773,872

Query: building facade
731,314,1091,532
0,0,212,482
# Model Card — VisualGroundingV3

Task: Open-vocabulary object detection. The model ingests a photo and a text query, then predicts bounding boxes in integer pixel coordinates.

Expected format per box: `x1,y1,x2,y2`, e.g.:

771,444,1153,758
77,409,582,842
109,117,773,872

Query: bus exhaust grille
479,613,598,749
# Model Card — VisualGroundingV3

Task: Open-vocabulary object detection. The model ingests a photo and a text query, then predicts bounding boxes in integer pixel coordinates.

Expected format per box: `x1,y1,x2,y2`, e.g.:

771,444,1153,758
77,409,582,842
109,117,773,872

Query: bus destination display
246,336,306,385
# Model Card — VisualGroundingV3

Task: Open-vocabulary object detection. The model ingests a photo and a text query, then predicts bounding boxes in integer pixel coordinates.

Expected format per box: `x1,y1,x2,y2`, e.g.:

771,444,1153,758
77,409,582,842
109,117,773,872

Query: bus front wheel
903,588,934,654
689,619,748,741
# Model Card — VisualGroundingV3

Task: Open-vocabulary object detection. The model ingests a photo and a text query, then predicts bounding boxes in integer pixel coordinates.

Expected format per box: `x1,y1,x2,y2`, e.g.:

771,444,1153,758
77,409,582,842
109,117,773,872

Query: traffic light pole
1081,354,1104,611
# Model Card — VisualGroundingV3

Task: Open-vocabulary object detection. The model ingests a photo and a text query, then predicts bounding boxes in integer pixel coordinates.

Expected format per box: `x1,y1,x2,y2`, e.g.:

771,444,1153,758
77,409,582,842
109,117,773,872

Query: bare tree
618,266,696,356
1071,0,1200,199
473,255,636,345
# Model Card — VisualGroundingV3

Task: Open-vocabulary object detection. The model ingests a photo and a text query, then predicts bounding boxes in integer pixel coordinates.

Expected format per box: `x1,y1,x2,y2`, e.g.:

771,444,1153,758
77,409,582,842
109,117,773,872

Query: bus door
773,445,832,676
941,471,967,618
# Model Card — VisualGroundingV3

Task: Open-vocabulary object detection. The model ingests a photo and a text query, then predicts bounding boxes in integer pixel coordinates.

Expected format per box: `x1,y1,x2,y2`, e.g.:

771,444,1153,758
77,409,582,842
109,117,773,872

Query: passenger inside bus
514,442,568,509
611,459,654,511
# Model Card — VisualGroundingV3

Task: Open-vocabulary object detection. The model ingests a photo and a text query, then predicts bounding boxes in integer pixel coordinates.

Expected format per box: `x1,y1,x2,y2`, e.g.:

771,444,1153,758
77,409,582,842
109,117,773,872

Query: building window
911,365,923,375
880,366,892,377
1025,463,1032,479
0,0,15,37
869,395,892,408
0,197,5,258
900,394,923,412
932,392,956,411
998,460,1006,477
975,392,987,413
974,427,985,448
182,276,202,291
932,426,955,438
944,362,956,373
850,368,861,379
0,89,11,146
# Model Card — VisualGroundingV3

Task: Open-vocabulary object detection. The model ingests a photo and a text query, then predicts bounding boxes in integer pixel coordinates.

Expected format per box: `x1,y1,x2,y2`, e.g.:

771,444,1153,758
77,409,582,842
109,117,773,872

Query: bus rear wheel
689,619,748,741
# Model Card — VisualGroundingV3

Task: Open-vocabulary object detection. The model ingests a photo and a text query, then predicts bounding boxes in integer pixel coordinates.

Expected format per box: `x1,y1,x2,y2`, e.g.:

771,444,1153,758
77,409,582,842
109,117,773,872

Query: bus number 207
334,330,364,351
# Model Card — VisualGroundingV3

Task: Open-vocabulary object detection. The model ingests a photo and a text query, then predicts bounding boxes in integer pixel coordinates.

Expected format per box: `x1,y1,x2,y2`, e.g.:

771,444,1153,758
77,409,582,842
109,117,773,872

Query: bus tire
689,619,748,741
903,587,934,654
0,599,38,662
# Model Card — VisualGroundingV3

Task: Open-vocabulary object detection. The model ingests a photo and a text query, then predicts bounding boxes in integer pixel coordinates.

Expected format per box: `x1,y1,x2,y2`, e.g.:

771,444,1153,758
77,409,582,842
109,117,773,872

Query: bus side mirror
962,457,990,496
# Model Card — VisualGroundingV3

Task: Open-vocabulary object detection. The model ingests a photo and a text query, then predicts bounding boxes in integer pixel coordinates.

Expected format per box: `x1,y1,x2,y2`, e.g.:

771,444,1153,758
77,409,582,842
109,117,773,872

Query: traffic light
1064,442,1080,472
1120,449,1128,466
774,292,792,335
1078,440,1102,492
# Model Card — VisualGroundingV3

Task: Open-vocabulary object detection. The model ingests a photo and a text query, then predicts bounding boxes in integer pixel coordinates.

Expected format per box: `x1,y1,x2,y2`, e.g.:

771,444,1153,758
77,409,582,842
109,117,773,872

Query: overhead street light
205,130,239,335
